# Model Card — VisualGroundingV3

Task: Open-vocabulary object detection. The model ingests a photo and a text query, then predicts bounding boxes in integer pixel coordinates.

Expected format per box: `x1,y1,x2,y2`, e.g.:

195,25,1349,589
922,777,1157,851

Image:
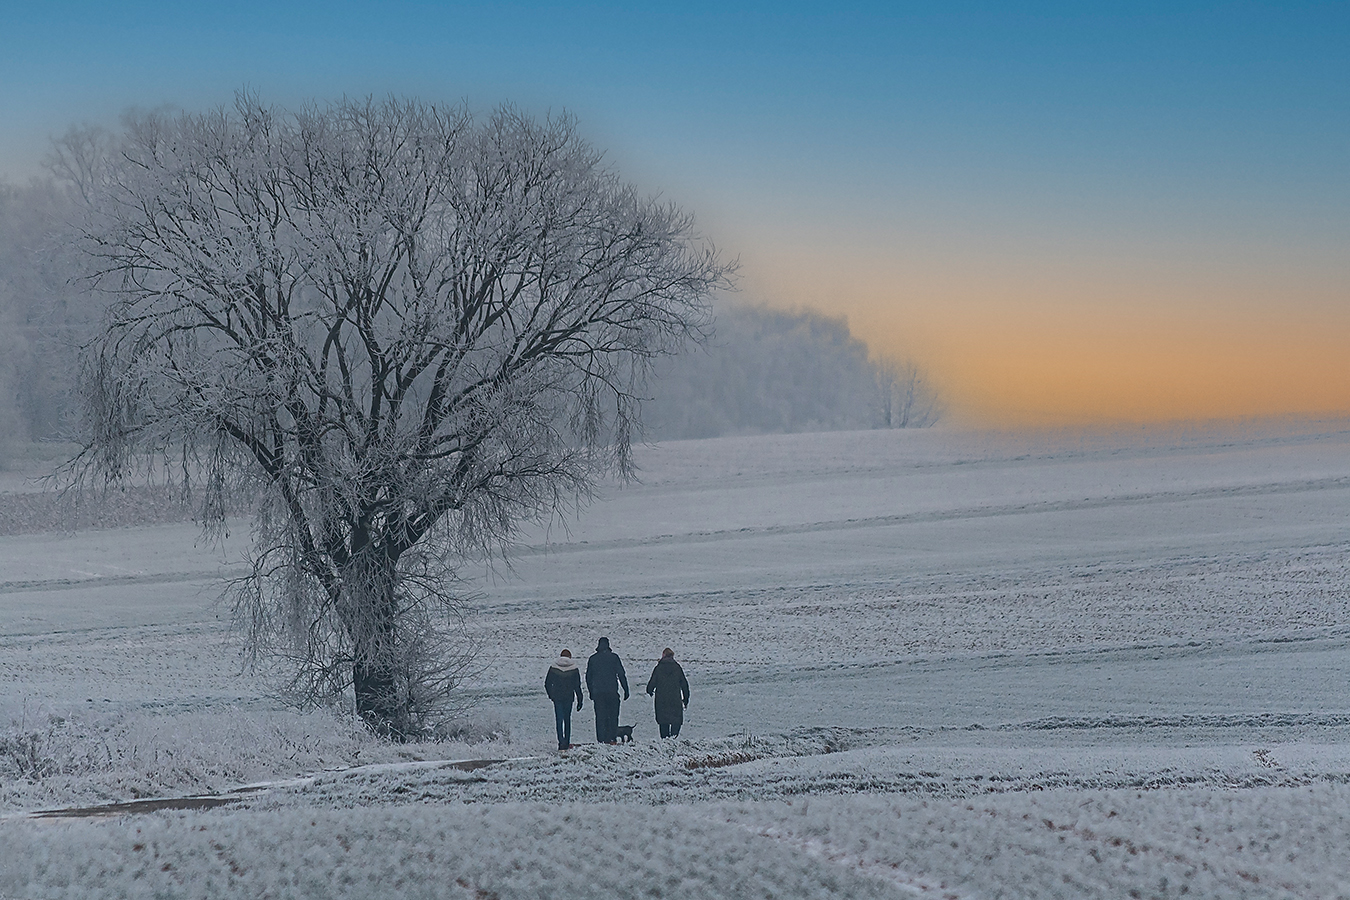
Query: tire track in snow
0,567,248,595
511,476,1350,555
6,757,517,821
1008,712,1350,731
616,423,1350,493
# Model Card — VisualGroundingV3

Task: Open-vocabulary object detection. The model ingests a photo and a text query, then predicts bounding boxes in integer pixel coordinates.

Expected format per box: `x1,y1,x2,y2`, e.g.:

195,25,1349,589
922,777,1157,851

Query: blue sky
3,1,1348,421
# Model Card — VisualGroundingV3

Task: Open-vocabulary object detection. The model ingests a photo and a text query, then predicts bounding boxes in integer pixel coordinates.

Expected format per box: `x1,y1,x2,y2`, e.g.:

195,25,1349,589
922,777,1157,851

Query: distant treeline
0,180,90,456
642,301,942,441
0,181,939,462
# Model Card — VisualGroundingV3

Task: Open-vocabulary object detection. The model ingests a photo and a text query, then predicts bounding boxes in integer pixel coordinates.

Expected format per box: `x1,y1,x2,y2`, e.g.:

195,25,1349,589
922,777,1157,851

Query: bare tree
875,354,943,428
52,94,732,737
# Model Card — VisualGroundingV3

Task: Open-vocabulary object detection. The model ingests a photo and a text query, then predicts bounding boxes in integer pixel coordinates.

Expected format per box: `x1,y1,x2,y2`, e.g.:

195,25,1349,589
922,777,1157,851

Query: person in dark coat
544,649,584,751
645,647,690,737
585,636,629,743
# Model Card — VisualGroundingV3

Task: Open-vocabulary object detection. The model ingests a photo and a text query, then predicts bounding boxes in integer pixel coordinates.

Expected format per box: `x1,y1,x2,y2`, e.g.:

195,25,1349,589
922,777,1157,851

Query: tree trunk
345,549,409,739
355,664,403,739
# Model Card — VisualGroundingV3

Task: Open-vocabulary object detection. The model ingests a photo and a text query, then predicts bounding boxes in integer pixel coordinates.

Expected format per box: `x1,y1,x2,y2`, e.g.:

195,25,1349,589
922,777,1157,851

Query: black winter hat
597,636,611,651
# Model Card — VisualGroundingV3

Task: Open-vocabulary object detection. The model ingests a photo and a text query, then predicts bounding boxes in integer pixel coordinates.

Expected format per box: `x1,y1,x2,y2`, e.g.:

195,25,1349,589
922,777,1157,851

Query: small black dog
614,725,634,743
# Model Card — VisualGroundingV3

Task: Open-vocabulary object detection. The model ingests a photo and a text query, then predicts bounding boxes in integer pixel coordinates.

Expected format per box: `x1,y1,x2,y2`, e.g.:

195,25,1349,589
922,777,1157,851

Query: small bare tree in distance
52,94,732,738
875,354,943,428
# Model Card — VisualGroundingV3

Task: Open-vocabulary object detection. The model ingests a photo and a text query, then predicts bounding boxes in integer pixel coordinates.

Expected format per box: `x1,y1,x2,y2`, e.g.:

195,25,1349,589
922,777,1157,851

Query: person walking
586,637,629,744
544,649,584,751
645,647,690,738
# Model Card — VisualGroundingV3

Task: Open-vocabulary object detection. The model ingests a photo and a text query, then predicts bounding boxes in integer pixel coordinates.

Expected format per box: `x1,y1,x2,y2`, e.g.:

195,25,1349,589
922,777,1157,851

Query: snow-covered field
3,420,1350,898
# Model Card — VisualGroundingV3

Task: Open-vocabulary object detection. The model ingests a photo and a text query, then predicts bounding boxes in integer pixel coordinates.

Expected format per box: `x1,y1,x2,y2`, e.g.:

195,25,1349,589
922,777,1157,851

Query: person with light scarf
545,649,584,750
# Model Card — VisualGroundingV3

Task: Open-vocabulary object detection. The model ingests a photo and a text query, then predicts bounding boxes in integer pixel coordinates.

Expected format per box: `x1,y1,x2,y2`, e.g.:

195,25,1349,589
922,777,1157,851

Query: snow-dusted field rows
3,420,1350,897
476,423,1350,746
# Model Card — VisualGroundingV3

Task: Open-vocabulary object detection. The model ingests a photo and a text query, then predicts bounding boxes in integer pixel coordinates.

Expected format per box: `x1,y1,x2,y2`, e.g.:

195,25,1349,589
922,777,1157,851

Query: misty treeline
0,179,939,461
0,179,90,456
643,301,942,440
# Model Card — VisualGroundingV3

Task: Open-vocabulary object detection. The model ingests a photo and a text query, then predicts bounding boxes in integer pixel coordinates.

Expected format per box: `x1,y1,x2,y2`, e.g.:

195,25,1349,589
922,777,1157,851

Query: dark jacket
586,648,629,699
646,657,690,725
545,657,583,708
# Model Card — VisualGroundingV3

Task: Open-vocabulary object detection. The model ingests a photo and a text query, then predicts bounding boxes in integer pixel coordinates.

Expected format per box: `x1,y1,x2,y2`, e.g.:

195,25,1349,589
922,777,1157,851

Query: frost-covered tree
53,94,731,737
875,354,943,429
642,302,941,439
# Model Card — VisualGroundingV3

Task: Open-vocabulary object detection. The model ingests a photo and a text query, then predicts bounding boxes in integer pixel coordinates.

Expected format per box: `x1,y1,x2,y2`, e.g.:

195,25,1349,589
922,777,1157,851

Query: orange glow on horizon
736,231,1350,426
936,324,1350,425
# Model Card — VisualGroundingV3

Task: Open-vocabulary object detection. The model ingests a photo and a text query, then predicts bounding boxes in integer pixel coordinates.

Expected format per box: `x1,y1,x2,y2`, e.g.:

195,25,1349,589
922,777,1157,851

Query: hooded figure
545,650,584,751
586,637,629,744
645,647,690,738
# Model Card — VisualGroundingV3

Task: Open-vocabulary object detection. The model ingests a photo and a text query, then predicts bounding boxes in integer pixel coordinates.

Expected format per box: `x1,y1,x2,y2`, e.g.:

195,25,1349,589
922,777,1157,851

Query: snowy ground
2,419,1350,897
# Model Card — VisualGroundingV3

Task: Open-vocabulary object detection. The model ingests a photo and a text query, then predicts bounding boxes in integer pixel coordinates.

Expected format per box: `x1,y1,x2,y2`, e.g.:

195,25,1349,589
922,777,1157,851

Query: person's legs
659,722,672,738
594,693,618,743
669,721,681,737
554,700,571,749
